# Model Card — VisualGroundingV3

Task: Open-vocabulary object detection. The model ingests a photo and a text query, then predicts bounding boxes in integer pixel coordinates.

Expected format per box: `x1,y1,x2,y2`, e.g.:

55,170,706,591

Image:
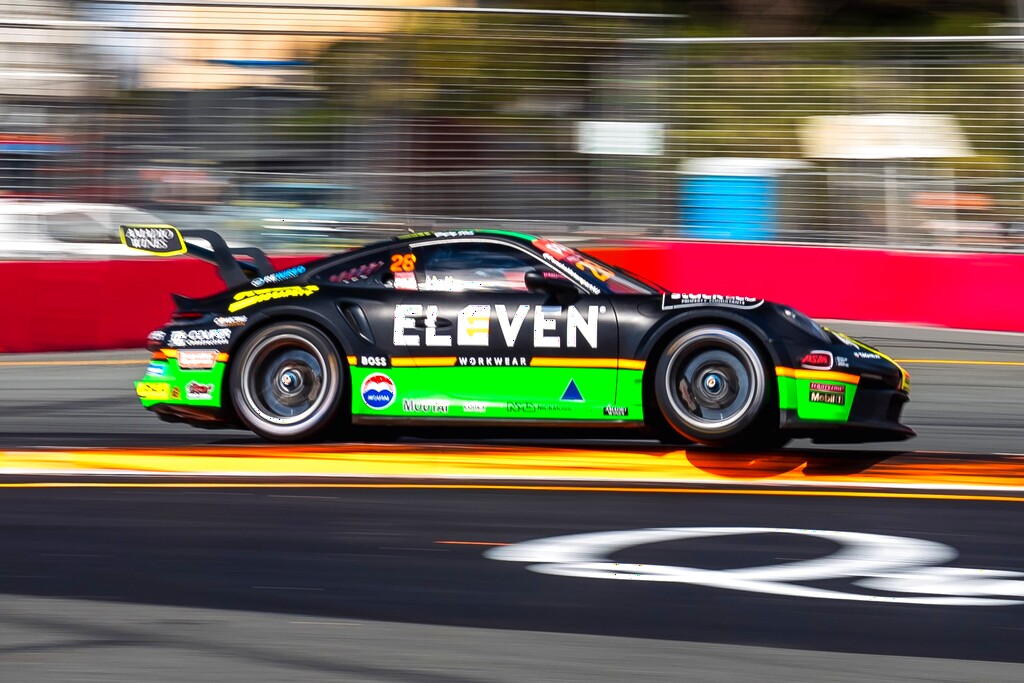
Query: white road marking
487,527,1024,606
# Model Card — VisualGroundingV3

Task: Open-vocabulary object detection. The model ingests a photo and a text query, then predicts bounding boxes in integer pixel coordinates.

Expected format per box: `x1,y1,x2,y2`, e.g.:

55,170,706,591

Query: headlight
776,304,831,343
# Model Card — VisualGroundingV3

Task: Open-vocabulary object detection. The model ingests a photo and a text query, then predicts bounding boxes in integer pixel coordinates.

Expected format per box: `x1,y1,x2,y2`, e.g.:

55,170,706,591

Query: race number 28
391,253,417,272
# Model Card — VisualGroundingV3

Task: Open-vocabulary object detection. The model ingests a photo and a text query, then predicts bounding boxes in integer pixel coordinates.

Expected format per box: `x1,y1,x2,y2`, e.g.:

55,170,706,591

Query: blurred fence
1,1,1024,252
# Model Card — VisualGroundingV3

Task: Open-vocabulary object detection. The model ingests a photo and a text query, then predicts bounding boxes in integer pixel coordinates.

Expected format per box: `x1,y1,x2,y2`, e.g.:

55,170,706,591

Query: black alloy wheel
654,325,781,448
230,322,344,442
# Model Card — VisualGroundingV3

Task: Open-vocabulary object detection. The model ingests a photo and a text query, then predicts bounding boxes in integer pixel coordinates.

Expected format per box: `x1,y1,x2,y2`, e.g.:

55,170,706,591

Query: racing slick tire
230,322,344,442
654,325,783,449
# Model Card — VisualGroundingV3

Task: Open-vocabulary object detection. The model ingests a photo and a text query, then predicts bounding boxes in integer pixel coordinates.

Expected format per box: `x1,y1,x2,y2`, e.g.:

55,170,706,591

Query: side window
309,254,388,287
411,241,559,293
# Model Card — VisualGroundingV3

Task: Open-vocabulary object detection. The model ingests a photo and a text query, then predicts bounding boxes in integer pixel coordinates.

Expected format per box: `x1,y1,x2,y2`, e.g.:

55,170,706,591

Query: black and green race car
122,225,913,447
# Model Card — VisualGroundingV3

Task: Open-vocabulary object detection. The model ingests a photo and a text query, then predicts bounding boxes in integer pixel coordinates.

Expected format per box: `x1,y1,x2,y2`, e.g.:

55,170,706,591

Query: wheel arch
221,306,354,423
638,311,783,431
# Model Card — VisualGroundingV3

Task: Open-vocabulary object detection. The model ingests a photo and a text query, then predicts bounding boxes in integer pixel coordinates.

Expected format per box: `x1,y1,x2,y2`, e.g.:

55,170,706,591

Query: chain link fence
1,1,1023,253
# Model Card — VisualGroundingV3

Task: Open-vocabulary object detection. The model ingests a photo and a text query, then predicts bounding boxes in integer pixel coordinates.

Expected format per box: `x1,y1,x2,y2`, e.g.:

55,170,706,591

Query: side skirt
352,416,646,429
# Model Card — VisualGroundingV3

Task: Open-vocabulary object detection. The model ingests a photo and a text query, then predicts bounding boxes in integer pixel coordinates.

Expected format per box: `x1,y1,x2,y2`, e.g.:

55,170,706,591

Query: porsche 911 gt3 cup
121,225,913,447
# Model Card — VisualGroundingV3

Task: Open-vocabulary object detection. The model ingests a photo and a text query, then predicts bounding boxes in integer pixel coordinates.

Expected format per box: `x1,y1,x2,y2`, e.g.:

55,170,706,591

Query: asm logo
800,350,834,370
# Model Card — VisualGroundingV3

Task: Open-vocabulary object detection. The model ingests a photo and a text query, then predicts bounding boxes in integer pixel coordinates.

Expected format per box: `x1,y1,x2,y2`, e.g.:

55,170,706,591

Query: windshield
531,238,662,295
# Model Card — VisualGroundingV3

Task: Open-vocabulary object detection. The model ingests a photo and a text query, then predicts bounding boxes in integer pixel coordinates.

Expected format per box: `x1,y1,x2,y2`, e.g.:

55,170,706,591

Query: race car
122,225,913,448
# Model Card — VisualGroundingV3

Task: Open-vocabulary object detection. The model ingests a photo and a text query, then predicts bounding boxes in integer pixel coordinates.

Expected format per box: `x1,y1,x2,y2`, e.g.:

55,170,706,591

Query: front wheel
653,325,780,448
230,322,344,442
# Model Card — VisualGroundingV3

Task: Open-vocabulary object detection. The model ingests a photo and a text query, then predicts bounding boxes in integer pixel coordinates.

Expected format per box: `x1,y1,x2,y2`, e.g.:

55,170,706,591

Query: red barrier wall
0,243,1021,353
0,256,308,353
588,242,1024,333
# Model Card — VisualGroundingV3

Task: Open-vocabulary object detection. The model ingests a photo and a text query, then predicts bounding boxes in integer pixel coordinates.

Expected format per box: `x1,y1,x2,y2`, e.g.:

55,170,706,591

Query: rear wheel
230,322,343,442
654,325,782,449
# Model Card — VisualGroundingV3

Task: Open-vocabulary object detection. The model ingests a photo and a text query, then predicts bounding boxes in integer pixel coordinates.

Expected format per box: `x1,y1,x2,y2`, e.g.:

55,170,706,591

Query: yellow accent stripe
394,357,458,367
157,349,227,363
0,481,1019,503
6,356,1016,370
530,357,619,369
346,356,357,365
775,367,861,384
435,540,510,546
895,359,1024,367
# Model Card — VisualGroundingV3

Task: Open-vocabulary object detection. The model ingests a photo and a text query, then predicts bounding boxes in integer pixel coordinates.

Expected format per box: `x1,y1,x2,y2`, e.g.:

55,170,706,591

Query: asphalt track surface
1,323,1024,681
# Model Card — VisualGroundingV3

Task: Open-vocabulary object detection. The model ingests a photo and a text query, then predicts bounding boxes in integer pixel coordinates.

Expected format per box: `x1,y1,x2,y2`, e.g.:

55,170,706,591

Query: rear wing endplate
119,224,273,289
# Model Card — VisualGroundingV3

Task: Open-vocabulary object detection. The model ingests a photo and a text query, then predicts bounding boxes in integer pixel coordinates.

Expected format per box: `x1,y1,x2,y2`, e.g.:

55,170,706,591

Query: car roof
392,228,538,245
308,229,541,270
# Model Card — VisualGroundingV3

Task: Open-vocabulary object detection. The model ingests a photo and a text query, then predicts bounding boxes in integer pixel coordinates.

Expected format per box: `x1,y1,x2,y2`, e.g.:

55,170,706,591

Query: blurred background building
0,0,1022,253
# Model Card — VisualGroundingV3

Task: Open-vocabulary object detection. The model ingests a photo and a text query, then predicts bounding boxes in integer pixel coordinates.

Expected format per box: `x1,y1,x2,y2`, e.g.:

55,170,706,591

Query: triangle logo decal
561,378,585,402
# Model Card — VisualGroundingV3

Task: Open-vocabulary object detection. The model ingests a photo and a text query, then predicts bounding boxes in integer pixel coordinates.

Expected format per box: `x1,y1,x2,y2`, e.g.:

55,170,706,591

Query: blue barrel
681,174,777,241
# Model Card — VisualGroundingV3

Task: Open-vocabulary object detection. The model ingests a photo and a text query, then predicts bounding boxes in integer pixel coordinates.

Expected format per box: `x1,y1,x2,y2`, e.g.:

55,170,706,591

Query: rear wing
119,224,273,289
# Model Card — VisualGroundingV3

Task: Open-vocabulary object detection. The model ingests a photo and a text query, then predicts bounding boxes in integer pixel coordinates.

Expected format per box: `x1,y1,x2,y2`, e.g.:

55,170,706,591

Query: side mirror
524,269,580,305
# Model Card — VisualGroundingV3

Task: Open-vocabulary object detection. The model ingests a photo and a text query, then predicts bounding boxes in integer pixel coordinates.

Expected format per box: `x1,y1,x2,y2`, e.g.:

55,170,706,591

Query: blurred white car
0,200,168,259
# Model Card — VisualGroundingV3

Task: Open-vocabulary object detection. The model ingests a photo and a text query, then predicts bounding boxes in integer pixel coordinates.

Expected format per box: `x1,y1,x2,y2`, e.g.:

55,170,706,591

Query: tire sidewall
230,322,344,441
654,326,768,444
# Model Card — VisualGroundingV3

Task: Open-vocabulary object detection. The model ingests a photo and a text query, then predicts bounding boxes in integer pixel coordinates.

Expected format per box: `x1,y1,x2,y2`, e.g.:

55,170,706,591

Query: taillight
171,311,204,322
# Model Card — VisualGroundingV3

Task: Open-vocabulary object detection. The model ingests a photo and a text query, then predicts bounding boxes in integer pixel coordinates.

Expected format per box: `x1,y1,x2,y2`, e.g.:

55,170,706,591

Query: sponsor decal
462,401,487,413
327,260,384,285
169,328,231,348
421,275,463,292
361,373,396,410
213,315,247,328
250,265,306,288
603,406,629,417
357,355,389,368
394,304,601,349
228,285,319,313
434,230,475,238
394,271,417,291
185,381,214,401
809,388,845,405
177,349,220,370
539,252,601,295
800,350,834,370
119,225,186,256
486,527,1024,606
147,330,166,342
532,238,614,283
456,356,529,367
398,231,432,240
402,398,449,414
809,382,845,394
561,379,585,402
662,293,764,310
506,402,573,414
854,351,882,360
836,356,850,368
137,382,170,400
145,363,166,377
171,386,181,400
